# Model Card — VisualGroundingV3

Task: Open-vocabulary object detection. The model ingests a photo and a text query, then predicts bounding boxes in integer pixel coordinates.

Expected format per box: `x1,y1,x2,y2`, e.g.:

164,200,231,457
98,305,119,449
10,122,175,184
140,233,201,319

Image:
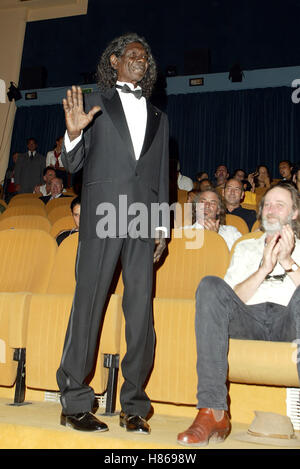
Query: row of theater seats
1,225,298,418
1,185,299,416
0,193,76,238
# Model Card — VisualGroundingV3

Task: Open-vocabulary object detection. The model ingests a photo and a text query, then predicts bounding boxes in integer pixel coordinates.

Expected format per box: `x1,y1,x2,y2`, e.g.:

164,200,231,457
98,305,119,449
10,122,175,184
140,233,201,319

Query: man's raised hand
63,86,101,141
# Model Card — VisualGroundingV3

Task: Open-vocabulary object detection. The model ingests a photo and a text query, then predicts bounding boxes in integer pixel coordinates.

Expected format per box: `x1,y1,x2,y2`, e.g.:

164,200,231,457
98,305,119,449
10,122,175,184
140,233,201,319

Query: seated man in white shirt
177,183,300,447
34,166,56,196
185,188,242,250
39,177,70,204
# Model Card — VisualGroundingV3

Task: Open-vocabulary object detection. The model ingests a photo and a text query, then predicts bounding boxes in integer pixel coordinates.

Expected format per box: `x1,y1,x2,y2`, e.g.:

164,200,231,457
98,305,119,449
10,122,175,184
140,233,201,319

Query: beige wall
0,8,27,183
0,0,88,184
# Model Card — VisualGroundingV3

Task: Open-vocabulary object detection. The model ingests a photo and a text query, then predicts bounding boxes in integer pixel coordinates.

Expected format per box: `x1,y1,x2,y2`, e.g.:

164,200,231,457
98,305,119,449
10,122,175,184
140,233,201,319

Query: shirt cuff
155,226,168,237
64,130,83,152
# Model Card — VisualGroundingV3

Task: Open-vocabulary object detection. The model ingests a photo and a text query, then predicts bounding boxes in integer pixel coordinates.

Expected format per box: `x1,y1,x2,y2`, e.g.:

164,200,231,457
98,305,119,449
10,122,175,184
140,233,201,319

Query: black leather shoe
60,412,108,432
119,410,151,434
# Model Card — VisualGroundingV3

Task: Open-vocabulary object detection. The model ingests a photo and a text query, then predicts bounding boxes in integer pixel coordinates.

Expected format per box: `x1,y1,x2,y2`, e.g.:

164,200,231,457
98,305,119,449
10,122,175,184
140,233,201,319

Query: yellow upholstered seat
0,293,31,386
117,229,230,404
50,215,75,238
251,219,261,232
117,227,299,411
8,197,46,209
0,230,57,398
1,205,47,218
47,205,73,224
0,215,51,232
45,196,74,215
8,194,40,202
25,231,123,408
225,214,249,235
0,229,56,293
46,231,79,294
155,228,229,299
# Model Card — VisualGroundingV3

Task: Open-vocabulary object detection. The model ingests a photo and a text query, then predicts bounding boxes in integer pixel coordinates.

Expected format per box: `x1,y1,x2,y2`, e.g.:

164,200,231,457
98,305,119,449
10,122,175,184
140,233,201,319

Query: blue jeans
195,276,300,410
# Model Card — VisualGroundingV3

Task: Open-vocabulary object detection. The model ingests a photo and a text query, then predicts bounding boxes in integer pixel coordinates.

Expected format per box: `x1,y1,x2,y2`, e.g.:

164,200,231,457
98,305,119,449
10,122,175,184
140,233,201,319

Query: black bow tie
116,84,143,99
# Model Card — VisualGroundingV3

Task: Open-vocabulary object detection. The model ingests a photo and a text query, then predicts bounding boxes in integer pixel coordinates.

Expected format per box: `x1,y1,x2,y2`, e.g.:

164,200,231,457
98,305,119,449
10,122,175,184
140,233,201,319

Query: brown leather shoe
177,408,231,447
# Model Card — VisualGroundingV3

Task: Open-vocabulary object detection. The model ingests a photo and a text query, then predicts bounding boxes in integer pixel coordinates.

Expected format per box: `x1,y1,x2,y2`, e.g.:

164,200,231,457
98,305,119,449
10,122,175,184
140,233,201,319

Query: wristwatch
285,263,299,273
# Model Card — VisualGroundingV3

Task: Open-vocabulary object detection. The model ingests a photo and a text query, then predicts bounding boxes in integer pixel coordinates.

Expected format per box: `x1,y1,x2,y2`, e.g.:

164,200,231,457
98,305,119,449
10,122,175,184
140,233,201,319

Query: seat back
251,219,261,232
26,231,123,394
46,232,79,294
0,229,56,293
8,197,46,209
47,205,73,225
50,215,75,238
8,194,40,202
117,229,230,403
0,215,51,233
1,205,47,218
225,214,249,235
0,293,31,386
154,228,230,299
45,196,74,215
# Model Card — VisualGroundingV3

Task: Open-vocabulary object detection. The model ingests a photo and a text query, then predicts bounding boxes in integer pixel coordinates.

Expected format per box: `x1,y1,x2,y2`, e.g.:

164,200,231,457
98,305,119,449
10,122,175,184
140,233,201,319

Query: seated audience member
248,165,272,192
185,189,242,250
279,160,293,182
214,164,229,195
39,177,70,204
292,165,300,194
195,178,214,192
46,136,68,187
196,171,209,182
56,197,80,246
187,190,200,204
248,164,272,207
223,178,257,231
232,168,246,183
177,183,300,447
34,166,56,196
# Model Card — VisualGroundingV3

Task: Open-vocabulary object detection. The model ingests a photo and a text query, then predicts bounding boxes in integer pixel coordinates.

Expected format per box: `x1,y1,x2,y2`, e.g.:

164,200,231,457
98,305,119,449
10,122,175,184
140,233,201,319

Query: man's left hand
154,237,166,263
277,224,296,267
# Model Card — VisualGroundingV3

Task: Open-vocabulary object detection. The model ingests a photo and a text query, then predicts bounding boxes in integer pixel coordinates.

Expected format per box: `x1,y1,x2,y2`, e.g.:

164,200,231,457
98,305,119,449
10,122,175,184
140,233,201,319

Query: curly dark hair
96,33,157,99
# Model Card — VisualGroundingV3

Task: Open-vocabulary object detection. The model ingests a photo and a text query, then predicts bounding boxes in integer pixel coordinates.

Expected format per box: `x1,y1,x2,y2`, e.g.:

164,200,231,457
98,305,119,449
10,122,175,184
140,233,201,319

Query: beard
262,213,293,235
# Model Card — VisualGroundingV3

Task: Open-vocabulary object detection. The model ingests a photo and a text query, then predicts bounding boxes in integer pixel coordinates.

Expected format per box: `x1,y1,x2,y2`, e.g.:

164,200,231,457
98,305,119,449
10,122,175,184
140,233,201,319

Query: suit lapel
101,89,162,162
101,89,136,162
139,101,161,159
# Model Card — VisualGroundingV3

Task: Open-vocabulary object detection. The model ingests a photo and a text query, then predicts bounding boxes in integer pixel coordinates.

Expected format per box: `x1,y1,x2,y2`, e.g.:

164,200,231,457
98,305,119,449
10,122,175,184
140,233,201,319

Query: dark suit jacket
61,88,169,241
39,194,71,204
14,152,45,193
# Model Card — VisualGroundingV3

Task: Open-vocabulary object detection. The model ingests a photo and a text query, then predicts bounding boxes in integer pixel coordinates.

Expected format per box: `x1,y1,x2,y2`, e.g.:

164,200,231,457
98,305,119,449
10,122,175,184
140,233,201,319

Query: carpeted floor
0,398,297,450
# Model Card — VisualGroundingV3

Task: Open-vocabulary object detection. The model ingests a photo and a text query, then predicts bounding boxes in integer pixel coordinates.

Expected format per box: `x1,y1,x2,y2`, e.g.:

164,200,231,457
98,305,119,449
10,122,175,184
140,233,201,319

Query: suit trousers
195,276,300,411
57,236,155,417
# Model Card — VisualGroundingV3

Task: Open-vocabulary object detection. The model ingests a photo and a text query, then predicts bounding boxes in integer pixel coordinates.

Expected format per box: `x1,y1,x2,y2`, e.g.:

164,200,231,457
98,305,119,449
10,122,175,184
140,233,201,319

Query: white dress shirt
46,150,64,168
64,81,147,159
224,233,300,306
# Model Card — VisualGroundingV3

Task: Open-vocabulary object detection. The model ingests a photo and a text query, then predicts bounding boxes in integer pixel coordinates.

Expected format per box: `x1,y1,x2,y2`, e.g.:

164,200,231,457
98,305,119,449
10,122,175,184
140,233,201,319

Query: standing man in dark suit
56,33,169,435
14,138,45,193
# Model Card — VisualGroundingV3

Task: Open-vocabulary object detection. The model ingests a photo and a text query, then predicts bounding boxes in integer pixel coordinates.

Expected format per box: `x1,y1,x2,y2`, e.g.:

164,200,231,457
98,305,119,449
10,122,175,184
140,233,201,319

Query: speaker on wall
184,48,211,75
